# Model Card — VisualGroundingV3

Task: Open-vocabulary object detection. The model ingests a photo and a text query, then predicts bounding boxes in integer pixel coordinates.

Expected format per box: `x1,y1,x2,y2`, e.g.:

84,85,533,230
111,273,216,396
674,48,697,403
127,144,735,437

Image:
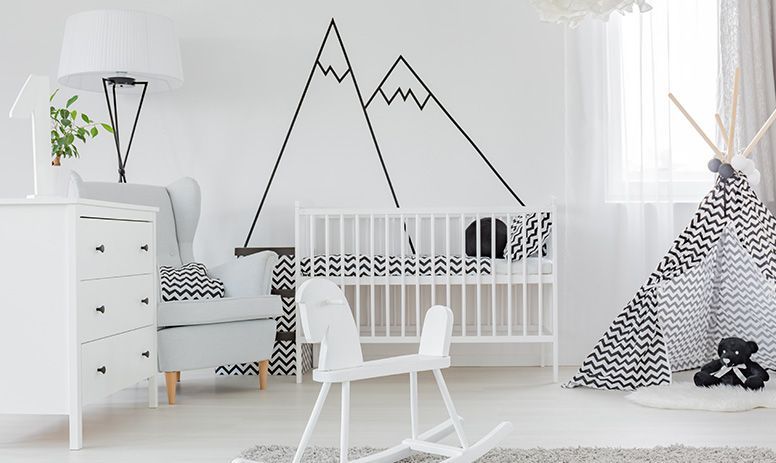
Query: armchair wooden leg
259,359,269,390
165,372,178,405
176,371,181,383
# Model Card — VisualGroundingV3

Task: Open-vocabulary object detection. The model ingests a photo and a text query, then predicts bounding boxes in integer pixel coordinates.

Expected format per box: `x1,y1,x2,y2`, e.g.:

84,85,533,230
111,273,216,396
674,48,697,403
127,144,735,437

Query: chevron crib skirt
216,253,313,377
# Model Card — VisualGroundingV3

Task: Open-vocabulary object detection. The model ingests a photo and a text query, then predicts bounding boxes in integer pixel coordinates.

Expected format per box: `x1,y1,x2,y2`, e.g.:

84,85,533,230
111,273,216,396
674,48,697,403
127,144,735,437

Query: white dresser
0,198,159,450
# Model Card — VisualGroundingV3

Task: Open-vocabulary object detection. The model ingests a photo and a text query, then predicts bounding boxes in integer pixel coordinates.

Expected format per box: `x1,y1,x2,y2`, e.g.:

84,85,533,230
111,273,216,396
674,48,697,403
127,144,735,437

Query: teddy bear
694,337,770,390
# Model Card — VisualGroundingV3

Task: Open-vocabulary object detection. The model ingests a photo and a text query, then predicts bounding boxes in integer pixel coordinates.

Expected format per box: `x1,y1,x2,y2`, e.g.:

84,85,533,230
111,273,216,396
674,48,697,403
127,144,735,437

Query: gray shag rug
234,445,776,462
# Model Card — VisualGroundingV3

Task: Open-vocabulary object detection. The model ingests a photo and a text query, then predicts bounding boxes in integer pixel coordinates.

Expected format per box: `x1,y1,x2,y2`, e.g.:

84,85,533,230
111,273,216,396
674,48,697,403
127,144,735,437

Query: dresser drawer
81,326,156,404
78,275,155,342
77,218,154,280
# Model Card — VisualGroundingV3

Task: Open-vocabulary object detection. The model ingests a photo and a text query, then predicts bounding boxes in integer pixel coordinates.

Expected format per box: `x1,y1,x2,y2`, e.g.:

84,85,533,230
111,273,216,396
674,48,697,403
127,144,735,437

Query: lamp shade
57,10,183,92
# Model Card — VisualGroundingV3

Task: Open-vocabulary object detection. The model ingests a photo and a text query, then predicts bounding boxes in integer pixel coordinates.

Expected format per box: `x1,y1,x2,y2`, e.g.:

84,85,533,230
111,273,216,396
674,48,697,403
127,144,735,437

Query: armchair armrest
158,296,282,328
209,250,278,298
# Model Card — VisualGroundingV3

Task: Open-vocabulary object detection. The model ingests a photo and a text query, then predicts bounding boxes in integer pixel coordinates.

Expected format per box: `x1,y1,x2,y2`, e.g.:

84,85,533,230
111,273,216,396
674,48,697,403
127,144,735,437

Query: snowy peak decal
316,21,351,83
367,56,431,110
244,19,525,247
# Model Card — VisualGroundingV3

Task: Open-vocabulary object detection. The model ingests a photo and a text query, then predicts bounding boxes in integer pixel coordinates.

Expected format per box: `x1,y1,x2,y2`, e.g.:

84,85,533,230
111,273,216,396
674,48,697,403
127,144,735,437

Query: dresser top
0,197,159,212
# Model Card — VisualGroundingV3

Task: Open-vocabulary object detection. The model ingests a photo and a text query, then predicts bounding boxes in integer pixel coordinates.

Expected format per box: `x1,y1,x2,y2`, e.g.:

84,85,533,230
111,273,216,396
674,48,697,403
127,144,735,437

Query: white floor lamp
57,9,184,183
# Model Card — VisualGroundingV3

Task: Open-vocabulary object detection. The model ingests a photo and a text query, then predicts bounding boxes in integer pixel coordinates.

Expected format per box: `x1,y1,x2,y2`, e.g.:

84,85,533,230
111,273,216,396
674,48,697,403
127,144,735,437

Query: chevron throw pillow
159,262,225,302
507,213,552,260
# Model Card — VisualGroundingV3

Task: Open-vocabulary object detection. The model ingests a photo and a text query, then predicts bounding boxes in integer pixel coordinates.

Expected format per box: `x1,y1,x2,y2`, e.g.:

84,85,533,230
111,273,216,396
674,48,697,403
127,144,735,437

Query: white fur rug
626,382,776,412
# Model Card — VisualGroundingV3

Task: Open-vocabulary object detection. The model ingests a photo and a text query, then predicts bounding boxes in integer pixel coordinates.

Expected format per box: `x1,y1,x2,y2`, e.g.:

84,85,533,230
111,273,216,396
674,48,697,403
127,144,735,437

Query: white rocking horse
292,277,513,463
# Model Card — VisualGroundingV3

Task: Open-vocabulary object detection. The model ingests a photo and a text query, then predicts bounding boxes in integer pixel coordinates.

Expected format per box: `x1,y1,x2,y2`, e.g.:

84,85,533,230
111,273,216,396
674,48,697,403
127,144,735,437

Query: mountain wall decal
244,19,525,247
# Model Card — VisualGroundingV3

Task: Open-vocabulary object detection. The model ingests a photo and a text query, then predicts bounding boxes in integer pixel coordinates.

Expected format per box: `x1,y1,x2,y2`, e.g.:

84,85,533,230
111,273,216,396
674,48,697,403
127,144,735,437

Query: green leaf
66,95,78,108
65,134,74,145
90,127,98,137
70,110,76,119
49,89,59,102
100,123,114,134
76,134,86,143
61,118,71,127
81,113,90,123
59,108,69,119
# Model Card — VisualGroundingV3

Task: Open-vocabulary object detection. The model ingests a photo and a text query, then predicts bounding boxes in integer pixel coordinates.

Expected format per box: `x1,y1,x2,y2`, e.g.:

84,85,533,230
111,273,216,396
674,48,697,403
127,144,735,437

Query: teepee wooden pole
726,68,741,162
742,106,776,158
668,93,723,159
715,113,728,150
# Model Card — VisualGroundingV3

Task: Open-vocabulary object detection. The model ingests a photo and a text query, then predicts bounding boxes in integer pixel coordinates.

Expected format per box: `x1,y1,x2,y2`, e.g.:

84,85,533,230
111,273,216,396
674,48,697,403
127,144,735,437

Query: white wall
1,1,584,364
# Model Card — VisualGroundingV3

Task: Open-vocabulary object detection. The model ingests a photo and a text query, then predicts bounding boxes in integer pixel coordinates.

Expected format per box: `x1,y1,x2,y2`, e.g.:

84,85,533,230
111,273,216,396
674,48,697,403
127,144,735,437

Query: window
606,0,720,202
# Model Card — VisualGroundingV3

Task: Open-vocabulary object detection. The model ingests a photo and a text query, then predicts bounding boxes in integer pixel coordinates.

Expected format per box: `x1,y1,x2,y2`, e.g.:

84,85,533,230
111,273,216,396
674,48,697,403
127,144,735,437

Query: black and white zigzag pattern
300,254,491,277
159,262,224,302
566,177,776,390
216,255,313,377
507,213,552,260
215,342,313,377
273,255,295,291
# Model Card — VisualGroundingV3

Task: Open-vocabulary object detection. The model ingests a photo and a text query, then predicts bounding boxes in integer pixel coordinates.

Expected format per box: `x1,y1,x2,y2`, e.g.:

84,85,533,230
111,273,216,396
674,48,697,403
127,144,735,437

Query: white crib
293,202,559,382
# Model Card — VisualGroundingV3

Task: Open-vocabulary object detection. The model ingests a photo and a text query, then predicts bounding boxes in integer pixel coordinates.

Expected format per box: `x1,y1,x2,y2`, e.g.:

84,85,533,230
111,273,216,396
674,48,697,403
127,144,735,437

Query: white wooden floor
0,367,773,462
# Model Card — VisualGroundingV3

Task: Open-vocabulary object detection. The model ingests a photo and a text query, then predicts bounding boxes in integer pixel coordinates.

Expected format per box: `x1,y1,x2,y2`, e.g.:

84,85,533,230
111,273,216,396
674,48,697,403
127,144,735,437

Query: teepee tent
566,68,776,390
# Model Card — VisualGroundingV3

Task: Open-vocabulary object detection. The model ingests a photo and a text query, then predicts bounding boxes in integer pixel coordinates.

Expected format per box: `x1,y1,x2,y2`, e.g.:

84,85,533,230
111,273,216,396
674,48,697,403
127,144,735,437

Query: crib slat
309,215,315,279
340,214,345,292
538,213,543,337
400,213,406,337
430,214,436,307
475,213,481,337
385,214,390,337
460,213,466,337
445,214,451,307
355,214,361,331
522,213,527,337
491,213,496,336
324,214,330,279
506,213,513,337
370,214,376,337
415,214,421,336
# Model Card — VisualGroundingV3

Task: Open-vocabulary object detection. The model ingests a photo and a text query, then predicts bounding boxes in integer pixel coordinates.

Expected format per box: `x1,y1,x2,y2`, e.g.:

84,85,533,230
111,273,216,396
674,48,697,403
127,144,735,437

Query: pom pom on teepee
748,169,761,187
718,163,735,179
731,155,756,175
708,158,722,173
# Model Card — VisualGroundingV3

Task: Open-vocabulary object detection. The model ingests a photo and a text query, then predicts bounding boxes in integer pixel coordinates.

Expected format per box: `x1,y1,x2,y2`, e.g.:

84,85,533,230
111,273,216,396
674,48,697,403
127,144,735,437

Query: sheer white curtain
561,1,719,363
720,0,776,211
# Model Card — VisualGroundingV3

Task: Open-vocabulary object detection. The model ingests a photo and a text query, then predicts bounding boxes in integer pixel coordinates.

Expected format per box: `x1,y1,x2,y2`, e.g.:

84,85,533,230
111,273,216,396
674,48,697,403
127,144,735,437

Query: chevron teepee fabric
566,175,776,390
159,262,225,302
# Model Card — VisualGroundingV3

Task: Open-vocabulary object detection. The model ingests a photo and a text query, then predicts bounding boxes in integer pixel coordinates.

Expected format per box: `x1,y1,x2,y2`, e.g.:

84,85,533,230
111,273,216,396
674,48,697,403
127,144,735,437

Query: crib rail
294,202,558,354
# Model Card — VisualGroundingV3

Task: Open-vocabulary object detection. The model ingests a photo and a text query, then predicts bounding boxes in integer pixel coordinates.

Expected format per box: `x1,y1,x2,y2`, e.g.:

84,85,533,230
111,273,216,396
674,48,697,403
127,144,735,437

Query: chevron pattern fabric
216,254,313,377
566,176,776,390
299,253,492,277
159,262,225,302
507,213,552,260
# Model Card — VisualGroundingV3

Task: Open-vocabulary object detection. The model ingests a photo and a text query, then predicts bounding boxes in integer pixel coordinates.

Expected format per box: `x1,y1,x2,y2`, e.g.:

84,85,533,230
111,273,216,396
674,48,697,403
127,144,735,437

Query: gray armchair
69,173,281,404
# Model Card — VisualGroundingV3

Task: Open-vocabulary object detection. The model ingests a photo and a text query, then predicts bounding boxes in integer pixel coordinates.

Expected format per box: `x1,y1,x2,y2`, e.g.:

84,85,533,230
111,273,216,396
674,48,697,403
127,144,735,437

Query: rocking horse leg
293,382,332,463
432,369,469,449
409,372,419,439
341,381,351,463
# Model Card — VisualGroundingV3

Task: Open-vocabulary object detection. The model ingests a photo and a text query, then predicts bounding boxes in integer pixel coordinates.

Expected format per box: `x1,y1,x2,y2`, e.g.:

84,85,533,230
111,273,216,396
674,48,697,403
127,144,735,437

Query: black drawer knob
140,244,149,251
97,366,107,374
96,305,106,314
95,244,105,253
141,297,149,305
141,351,150,358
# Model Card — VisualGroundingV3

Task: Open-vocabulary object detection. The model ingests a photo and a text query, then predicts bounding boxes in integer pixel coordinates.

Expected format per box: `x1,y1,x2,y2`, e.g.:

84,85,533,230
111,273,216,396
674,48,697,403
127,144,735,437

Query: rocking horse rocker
292,278,513,463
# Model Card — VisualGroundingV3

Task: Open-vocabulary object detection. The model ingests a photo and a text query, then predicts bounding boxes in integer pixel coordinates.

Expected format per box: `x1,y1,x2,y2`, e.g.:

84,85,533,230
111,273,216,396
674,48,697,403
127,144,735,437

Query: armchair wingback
68,172,282,404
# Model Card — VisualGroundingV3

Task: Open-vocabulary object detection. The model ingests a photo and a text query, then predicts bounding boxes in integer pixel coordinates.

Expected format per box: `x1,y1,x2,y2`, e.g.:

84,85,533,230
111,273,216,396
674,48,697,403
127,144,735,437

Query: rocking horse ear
748,341,759,354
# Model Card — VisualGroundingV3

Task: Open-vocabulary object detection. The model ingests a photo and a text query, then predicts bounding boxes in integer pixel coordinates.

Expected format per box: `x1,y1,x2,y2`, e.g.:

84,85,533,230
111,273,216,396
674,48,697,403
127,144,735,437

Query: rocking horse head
297,278,364,371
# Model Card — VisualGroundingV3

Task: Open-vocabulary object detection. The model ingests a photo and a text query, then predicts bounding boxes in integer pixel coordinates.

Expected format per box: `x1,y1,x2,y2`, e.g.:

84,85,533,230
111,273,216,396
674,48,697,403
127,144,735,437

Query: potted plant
49,89,113,165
